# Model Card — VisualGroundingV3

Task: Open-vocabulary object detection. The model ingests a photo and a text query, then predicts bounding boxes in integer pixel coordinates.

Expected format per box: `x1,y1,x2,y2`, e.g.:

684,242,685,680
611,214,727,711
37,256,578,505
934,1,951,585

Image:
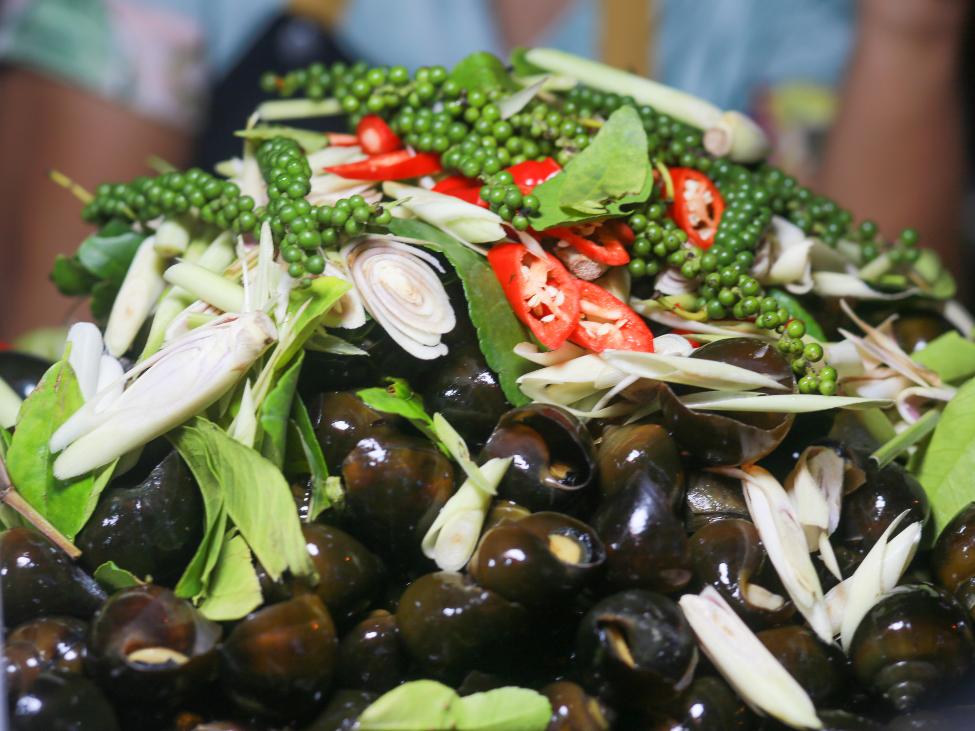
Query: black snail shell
336,610,406,694
540,680,615,731
848,584,975,712
7,616,88,675
575,590,698,711
659,338,796,467
756,624,851,708
682,469,750,534
837,459,930,552
480,403,597,515
10,672,120,731
595,424,684,508
931,502,975,618
311,391,398,473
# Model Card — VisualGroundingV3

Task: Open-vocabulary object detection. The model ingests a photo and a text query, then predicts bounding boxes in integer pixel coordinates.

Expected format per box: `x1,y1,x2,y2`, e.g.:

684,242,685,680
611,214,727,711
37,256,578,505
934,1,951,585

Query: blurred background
0,0,972,343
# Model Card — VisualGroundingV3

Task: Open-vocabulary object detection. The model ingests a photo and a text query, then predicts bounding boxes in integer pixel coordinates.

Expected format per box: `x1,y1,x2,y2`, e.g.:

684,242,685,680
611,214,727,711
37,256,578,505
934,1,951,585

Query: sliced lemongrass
104,235,169,358
164,262,245,314
784,447,845,580
257,97,342,121
895,386,954,424
51,312,276,479
680,587,822,730
320,261,366,330
229,379,257,447
342,238,455,360
433,413,489,491
651,334,695,357
422,457,512,572
824,339,866,380
518,354,625,387
942,300,975,339
593,265,631,302
154,214,194,258
0,376,21,429
498,76,550,119
187,313,219,329
246,222,277,313
306,144,365,170
703,110,773,162
513,341,587,367
872,408,941,468
716,465,832,642
65,323,104,402
601,350,786,392
654,266,699,295
384,181,504,248
94,354,125,412
518,380,636,419
812,272,917,300
681,391,893,412
831,510,921,650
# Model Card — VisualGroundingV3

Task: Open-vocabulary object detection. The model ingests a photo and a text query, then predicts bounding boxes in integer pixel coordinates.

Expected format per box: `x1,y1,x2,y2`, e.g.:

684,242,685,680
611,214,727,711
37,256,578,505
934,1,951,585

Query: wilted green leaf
449,52,518,93
914,331,975,384
528,167,653,231
260,352,303,468
280,276,351,366
197,530,262,621
93,561,145,591
291,397,330,520
357,378,440,445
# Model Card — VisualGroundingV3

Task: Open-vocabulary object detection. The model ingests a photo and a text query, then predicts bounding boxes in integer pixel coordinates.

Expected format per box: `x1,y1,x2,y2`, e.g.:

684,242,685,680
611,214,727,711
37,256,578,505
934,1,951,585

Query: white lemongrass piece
839,331,931,390
238,139,266,206
703,110,772,162
602,350,786,392
812,272,917,300
308,172,374,194
681,391,893,413
824,339,866,380
306,144,365,170
809,239,856,273
247,222,276,313
256,97,342,121
593,265,631,303
839,300,941,387
384,181,505,246
819,534,842,583
422,457,512,571
680,587,822,729
755,217,814,292
0,375,21,429
718,465,832,642
154,214,193,258
591,374,640,413
342,238,455,360
842,371,913,401
498,76,550,119
321,261,367,329
94,355,125,411
513,341,587,366
895,386,956,424
229,379,257,447
857,252,892,281
652,333,695,357
164,262,245,314
629,301,773,340
65,323,104,402
274,269,296,326
52,312,276,479
838,511,921,649
308,182,381,208
943,300,975,340
785,447,844,580
824,581,847,637
518,380,636,419
104,235,169,358
518,354,624,388
513,228,549,261
654,266,699,295
433,413,489,491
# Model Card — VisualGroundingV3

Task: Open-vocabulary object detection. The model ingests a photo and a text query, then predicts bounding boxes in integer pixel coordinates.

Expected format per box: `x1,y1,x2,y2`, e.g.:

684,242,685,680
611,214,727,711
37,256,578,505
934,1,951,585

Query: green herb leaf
448,53,518,93
260,352,303,469
197,529,263,621
51,254,100,296
528,167,654,230
291,397,330,520
387,218,533,405
432,412,488,491
93,561,145,591
557,106,648,215
88,281,120,321
6,359,97,541
356,680,551,731
174,503,227,599
235,125,328,152
76,219,147,287
509,47,547,77
0,426,11,459
357,378,440,445
767,289,826,342
916,376,975,534
169,417,315,583
914,331,975,384
281,276,352,366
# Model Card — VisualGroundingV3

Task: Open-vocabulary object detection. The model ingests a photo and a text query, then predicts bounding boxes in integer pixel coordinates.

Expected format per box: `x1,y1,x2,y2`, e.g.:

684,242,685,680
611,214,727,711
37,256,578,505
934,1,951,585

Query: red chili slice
325,150,442,181
326,133,360,147
669,167,725,249
547,227,630,266
506,157,562,194
356,115,403,155
569,281,654,353
488,243,580,350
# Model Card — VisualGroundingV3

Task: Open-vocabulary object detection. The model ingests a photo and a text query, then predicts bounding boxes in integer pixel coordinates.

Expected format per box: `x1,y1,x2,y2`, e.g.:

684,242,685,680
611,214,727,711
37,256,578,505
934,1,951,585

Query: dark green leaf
76,219,147,287
281,276,352,365
0,426,10,459
235,125,328,152
88,281,120,321
528,168,654,230
291,397,330,520
6,359,102,541
768,289,826,342
357,378,440,445
449,52,519,92
174,503,227,599
93,561,145,590
916,376,975,534
168,417,316,583
557,106,648,214
196,529,263,621
387,219,533,405
914,332,975,384
260,352,304,469
509,47,547,77
50,254,99,296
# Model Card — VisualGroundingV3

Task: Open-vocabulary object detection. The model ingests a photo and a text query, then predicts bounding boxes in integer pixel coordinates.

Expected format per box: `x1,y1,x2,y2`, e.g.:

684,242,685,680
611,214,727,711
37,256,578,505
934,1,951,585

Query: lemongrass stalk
0,376,21,429
52,311,277,479
188,312,219,329
600,350,787,392
871,408,941,468
65,323,103,402
95,355,124,408
525,48,771,162
383,181,505,246
154,213,195,258
257,98,343,121
164,262,245,314
104,235,169,358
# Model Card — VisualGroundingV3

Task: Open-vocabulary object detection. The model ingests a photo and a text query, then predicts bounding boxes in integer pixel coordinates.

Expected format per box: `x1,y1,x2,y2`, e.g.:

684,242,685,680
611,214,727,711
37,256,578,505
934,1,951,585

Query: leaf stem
0,453,82,559
872,408,941,469
47,170,94,204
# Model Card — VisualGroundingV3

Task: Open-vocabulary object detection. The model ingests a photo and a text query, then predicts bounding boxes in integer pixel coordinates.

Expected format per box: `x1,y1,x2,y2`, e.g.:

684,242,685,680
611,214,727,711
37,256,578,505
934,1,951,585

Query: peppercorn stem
46,169,94,204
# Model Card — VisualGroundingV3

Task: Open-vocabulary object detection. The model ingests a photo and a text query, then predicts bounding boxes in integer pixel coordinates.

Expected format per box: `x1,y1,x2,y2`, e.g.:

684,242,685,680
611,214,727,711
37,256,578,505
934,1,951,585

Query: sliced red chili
431,175,489,208
488,243,580,350
325,150,442,181
669,167,725,249
326,133,360,147
569,281,654,353
356,115,403,155
506,157,562,194
547,227,630,266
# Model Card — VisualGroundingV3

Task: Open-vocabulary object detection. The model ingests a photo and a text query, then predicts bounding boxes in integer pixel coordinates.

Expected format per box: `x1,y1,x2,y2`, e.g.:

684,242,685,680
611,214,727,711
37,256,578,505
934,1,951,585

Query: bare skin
0,69,191,341
814,0,970,293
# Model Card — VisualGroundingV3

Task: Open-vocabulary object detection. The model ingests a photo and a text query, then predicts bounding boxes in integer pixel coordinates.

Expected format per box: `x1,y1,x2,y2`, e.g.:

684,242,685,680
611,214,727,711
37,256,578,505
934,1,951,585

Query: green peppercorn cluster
474,171,540,231
80,169,241,228
859,222,921,265
769,319,835,396
626,205,698,280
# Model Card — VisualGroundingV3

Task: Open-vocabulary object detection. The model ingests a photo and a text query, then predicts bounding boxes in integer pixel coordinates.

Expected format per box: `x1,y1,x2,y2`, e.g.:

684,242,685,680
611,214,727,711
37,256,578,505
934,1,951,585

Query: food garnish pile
4,49,975,731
